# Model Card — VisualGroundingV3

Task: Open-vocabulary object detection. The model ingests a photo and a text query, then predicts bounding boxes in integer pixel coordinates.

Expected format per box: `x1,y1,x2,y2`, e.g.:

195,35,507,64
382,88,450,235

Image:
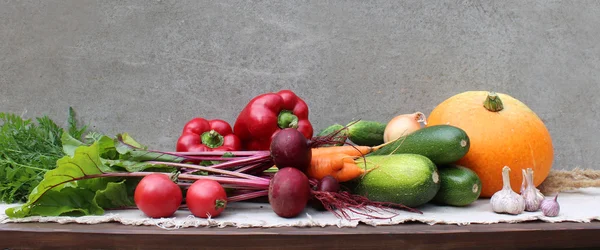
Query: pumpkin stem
483,92,504,112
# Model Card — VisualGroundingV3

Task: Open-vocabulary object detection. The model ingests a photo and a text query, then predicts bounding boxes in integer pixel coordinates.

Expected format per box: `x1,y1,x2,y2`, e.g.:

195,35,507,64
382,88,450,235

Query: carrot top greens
0,108,88,203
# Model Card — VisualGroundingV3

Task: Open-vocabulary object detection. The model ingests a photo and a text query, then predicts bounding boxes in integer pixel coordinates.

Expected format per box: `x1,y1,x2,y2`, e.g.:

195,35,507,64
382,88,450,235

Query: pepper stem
483,92,504,112
277,110,299,129
201,130,224,148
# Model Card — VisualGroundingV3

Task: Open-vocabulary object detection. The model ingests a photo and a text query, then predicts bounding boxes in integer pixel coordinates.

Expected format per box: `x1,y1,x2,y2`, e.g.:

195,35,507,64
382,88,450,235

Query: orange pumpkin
427,91,554,198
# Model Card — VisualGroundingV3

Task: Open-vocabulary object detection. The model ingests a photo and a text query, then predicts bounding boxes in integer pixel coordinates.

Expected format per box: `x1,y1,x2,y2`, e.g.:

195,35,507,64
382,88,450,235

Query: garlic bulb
540,194,560,217
490,166,526,215
520,168,545,212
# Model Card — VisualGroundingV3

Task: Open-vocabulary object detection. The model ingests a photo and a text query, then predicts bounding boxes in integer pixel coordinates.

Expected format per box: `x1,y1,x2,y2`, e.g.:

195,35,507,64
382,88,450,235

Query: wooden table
1,221,599,250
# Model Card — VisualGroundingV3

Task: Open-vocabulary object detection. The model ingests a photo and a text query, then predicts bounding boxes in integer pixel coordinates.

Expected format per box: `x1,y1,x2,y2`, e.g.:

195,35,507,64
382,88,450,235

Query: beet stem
163,150,268,156
206,153,272,170
240,162,276,175
178,174,270,189
234,162,269,173
173,155,245,161
227,190,269,202
147,161,266,181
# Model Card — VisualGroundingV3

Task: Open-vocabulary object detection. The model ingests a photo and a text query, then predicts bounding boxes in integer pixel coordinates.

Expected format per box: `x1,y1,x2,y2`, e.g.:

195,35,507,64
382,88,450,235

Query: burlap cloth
1,187,598,229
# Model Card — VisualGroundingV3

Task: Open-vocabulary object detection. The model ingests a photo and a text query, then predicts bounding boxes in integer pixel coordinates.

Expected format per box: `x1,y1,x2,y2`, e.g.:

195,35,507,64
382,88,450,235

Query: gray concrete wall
1,1,598,170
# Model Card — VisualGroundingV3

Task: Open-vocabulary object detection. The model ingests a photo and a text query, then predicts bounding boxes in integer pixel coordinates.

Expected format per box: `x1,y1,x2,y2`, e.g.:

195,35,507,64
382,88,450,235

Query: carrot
306,141,401,182
311,145,374,157
307,153,365,182
335,162,365,182
311,139,396,157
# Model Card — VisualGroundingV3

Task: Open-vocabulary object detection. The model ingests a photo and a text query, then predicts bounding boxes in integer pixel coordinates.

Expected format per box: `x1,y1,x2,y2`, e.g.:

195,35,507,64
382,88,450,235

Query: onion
383,112,427,143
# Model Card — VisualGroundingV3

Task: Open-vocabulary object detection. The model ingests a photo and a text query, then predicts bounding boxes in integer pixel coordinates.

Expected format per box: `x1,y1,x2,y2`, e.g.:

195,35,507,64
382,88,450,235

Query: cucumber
317,124,347,137
354,154,440,207
369,125,470,165
432,164,482,206
346,120,386,146
316,124,348,146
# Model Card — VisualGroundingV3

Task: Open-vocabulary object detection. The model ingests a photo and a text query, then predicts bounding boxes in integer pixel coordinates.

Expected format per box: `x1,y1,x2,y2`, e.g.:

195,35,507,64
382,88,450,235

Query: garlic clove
540,194,560,217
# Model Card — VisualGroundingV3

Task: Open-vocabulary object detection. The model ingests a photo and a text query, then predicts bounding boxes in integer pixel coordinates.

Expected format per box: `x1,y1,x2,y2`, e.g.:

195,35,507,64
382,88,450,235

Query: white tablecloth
2,188,598,229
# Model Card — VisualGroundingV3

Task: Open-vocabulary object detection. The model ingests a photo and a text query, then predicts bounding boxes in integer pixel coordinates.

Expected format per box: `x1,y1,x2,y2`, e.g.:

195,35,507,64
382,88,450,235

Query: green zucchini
432,164,482,206
354,154,440,207
369,125,470,165
346,120,386,146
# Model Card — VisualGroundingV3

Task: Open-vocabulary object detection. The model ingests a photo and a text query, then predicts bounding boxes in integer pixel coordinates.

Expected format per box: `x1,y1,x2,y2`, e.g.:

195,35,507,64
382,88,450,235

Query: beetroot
270,128,312,172
268,167,310,218
316,175,340,193
312,175,340,211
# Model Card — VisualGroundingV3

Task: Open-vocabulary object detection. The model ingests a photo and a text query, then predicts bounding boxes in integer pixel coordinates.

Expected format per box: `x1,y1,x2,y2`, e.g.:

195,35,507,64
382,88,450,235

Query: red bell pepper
176,118,242,152
233,90,314,150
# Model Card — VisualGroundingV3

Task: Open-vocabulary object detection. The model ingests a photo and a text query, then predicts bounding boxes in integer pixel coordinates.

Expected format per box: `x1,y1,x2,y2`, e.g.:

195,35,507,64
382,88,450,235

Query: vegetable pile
1,89,569,222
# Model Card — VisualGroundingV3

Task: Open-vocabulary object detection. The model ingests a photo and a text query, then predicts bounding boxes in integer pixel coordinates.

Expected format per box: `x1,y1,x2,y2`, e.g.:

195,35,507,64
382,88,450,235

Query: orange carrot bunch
306,146,373,182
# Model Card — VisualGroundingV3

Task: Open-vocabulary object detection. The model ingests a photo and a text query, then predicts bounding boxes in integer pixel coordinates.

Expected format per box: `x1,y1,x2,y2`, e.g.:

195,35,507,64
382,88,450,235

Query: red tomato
134,174,183,218
186,179,228,218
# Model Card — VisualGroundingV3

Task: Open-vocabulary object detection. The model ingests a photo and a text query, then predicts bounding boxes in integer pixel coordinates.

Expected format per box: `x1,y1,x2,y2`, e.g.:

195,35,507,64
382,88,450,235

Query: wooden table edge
1,221,599,249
